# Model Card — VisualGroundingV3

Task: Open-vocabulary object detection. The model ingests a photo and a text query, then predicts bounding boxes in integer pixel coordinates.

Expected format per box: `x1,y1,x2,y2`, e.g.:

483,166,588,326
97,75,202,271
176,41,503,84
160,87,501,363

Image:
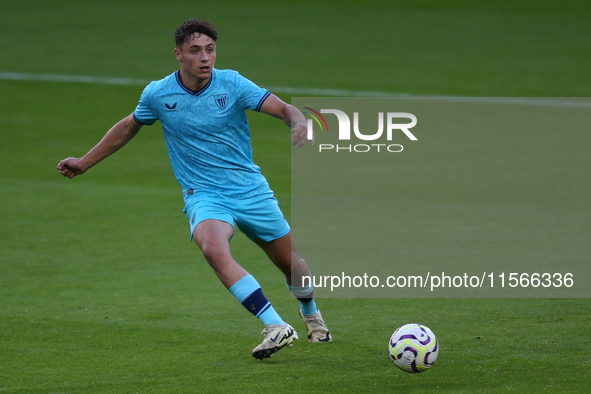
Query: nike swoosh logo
270,332,281,343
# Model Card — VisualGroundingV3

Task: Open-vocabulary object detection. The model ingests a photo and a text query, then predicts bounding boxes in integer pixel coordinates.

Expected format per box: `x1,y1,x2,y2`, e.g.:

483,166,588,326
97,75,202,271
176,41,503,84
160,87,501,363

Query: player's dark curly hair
175,19,218,47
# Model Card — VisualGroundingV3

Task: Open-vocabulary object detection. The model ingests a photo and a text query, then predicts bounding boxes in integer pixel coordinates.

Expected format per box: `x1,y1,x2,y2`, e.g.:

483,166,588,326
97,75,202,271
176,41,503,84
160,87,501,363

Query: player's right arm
57,113,143,179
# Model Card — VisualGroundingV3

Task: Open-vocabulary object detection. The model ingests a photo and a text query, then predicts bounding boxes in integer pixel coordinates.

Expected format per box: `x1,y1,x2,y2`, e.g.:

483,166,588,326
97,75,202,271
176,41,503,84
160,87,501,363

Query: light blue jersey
133,69,272,197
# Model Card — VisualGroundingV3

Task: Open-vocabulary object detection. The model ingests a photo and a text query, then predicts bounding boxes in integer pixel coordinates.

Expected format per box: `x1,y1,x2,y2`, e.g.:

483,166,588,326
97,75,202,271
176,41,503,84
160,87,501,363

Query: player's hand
57,157,88,179
291,121,315,148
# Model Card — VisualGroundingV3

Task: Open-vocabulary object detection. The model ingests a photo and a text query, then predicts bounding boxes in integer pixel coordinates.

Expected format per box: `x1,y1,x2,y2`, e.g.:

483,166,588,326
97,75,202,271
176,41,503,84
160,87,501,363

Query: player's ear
174,47,182,61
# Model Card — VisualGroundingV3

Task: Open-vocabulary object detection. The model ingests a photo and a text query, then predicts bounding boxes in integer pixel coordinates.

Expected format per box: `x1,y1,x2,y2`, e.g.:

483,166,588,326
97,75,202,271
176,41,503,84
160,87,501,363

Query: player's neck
178,69,210,91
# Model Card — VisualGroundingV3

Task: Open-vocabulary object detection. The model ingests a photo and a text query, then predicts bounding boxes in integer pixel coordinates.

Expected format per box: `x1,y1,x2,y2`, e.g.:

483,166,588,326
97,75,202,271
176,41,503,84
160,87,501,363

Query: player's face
175,33,216,85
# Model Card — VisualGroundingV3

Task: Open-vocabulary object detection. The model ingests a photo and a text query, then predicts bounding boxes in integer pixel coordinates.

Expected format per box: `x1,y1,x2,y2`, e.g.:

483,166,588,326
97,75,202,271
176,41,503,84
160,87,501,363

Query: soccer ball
388,323,439,373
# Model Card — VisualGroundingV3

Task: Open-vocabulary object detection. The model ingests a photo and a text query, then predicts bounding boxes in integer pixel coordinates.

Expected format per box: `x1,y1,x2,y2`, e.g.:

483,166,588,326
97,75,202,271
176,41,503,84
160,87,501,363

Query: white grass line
0,71,149,86
262,85,414,98
400,96,591,109
2,71,590,108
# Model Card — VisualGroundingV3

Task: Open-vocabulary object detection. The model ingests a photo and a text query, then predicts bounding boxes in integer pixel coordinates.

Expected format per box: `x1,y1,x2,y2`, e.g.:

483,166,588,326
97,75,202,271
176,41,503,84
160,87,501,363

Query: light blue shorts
182,191,291,242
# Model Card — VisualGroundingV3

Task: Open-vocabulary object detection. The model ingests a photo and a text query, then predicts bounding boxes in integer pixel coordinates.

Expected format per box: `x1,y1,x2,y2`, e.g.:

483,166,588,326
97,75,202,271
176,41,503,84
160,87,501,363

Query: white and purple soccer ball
389,323,439,373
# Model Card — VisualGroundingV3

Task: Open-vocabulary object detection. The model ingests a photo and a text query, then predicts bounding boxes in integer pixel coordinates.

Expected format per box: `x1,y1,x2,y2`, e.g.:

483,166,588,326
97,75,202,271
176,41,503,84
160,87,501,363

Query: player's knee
199,242,226,265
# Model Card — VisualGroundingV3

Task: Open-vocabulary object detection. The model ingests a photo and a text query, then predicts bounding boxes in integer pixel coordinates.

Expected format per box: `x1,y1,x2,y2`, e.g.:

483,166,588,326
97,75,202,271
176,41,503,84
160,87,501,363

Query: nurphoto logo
301,107,418,153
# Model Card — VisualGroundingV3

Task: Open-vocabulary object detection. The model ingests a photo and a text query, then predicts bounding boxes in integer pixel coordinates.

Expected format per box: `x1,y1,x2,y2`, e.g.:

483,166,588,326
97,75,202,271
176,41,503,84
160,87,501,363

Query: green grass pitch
1,0,590,392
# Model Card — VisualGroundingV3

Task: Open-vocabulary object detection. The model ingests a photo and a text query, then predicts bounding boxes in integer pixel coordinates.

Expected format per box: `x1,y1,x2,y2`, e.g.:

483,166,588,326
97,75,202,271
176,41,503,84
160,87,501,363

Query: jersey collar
175,70,214,96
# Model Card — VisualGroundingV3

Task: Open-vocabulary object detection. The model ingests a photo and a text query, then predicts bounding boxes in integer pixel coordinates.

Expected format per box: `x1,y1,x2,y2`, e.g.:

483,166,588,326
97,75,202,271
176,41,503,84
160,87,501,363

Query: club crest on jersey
214,94,229,110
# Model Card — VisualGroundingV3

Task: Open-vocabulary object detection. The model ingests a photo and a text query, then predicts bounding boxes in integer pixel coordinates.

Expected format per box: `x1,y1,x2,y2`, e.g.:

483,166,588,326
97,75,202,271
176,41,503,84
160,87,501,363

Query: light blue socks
286,279,318,316
229,275,285,326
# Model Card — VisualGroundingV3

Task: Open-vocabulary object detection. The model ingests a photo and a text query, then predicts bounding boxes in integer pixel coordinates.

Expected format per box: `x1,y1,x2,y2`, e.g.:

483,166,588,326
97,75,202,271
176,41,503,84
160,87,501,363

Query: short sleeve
236,73,270,112
133,82,158,125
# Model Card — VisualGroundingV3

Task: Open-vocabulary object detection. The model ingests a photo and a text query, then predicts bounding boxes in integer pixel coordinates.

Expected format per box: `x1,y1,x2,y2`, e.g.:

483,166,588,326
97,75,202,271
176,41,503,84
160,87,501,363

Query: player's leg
233,193,330,343
192,219,246,288
254,233,332,343
193,219,283,323
192,218,298,359
252,231,309,286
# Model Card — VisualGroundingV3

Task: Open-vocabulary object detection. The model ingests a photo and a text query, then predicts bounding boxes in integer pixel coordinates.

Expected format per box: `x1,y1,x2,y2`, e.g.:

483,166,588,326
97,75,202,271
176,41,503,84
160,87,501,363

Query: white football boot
252,323,298,360
299,309,332,342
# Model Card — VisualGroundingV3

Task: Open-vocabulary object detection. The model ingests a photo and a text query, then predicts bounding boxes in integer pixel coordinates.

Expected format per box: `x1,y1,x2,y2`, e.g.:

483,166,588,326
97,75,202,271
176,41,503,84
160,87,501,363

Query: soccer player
57,19,331,359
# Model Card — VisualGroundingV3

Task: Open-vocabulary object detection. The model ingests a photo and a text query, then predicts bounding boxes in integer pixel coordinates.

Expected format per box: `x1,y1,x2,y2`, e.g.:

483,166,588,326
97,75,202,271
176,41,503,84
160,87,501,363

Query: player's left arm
259,94,314,147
